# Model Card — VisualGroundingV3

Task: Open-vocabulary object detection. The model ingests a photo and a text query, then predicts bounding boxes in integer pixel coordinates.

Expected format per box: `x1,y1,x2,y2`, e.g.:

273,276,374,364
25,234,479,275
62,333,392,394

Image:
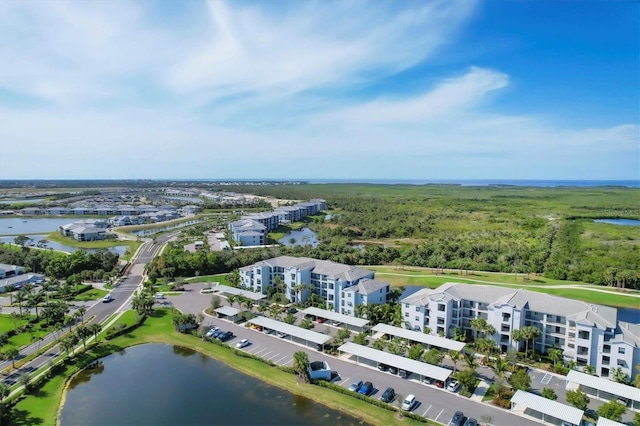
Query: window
438,304,446,312
257,269,261,275
405,312,409,317
618,347,626,354
405,303,410,308
341,292,345,298
415,306,420,312
415,316,420,321
348,293,352,298
328,283,334,290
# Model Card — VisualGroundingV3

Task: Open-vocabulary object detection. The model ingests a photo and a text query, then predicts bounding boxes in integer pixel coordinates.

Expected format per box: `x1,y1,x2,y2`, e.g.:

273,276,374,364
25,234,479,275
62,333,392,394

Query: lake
0,198,45,204
0,217,76,235
59,344,366,426
278,227,320,247
0,235,128,256
593,219,640,226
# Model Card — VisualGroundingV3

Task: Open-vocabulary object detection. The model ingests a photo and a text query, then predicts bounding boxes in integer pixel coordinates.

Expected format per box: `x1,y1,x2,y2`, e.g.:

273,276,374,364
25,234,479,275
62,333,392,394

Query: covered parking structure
301,307,369,332
247,317,331,350
215,306,240,323
371,324,466,352
566,370,640,410
337,342,451,383
510,390,583,426
210,283,266,302
596,418,626,426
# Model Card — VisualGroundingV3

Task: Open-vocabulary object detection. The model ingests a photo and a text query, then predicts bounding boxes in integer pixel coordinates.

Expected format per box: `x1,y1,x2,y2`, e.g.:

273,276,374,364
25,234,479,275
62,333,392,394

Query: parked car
212,329,224,338
358,381,374,396
401,394,417,411
447,380,460,393
435,380,445,388
450,411,465,426
377,363,389,372
102,294,113,303
348,380,363,392
463,418,477,426
286,307,297,314
276,331,288,338
422,377,434,385
205,327,220,338
218,331,234,342
388,366,398,375
236,339,250,348
380,387,395,403
316,317,326,323
399,369,410,379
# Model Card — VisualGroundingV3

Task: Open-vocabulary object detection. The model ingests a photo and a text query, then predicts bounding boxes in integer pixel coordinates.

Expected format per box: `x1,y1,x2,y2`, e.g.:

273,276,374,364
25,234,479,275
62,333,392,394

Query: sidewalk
470,378,490,402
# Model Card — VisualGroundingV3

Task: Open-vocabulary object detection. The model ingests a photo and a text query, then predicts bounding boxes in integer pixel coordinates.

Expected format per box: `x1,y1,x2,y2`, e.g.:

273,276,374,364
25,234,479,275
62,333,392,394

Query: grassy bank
369,266,640,309
9,309,429,426
45,232,141,251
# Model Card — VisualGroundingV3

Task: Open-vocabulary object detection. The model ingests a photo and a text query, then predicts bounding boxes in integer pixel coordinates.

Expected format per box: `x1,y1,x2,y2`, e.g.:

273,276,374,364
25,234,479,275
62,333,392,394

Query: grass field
71,288,108,302
369,266,640,309
45,232,141,251
10,309,429,426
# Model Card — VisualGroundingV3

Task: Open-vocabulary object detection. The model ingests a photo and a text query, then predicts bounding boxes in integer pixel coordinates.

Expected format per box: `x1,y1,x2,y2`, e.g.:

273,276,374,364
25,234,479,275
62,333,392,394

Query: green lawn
184,273,231,285
70,288,108,302
0,314,32,334
45,232,141,251
9,309,430,426
369,266,640,309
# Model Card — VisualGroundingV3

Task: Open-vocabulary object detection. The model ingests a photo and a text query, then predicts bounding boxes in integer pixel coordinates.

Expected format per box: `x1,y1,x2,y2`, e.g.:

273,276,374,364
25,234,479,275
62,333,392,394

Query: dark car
399,369,410,379
218,331,234,342
358,381,374,396
450,411,465,426
463,418,477,426
377,363,389,372
380,387,395,403
286,307,297,314
388,366,398,375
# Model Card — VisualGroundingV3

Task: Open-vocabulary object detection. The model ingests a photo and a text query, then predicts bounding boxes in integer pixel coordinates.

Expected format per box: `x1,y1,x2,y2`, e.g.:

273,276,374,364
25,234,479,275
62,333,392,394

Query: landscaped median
7,309,435,426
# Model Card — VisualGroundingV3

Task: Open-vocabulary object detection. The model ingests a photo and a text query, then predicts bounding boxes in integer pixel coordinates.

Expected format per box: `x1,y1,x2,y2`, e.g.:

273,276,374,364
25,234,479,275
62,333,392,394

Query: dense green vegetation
216,184,640,288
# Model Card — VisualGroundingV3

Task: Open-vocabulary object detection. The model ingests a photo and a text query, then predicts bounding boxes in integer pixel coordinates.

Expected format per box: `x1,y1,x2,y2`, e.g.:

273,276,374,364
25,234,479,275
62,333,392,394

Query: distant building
0,263,26,279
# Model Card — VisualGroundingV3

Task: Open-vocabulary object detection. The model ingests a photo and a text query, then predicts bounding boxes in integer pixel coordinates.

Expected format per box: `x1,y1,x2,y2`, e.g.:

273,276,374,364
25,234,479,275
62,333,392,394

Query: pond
0,217,77,235
0,198,45,204
59,344,366,426
278,227,320,248
0,235,128,256
593,219,640,226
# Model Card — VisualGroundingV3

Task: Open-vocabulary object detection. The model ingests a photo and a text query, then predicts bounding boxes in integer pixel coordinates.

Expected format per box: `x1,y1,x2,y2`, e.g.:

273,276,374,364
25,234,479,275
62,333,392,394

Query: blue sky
0,0,638,180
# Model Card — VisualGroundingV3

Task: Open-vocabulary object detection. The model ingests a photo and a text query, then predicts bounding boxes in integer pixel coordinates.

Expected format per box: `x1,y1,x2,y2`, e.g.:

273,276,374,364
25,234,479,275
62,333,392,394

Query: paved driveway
171,284,539,426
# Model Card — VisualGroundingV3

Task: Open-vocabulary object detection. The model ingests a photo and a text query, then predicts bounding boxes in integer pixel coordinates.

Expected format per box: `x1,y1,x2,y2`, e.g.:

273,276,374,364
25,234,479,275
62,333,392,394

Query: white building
401,283,639,380
239,256,389,315
0,263,26,279
228,219,266,246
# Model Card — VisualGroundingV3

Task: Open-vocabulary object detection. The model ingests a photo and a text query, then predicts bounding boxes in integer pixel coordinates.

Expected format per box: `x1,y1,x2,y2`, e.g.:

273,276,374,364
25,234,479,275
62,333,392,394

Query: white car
236,339,250,348
447,380,460,392
401,394,417,411
205,327,220,338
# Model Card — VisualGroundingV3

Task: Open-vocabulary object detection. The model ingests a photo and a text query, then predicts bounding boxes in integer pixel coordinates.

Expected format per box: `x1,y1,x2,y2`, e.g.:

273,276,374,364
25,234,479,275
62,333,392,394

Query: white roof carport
566,370,640,406
371,324,465,351
596,418,626,426
215,306,240,316
337,342,451,382
301,307,369,330
211,283,266,301
247,317,331,346
511,390,583,426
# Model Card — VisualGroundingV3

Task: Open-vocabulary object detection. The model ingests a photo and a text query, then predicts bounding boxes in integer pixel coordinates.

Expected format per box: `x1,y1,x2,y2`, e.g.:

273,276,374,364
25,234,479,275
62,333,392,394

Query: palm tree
449,350,461,375
14,290,26,316
492,357,508,378
484,324,496,339
28,292,45,319
4,284,16,304
4,347,19,369
511,329,524,352
583,364,596,375
226,294,237,309
0,382,9,403
75,325,90,351
292,351,310,383
470,318,487,344
60,335,77,358
521,326,541,357
77,306,87,323
548,348,563,365
89,323,102,342
464,352,479,370
611,366,628,384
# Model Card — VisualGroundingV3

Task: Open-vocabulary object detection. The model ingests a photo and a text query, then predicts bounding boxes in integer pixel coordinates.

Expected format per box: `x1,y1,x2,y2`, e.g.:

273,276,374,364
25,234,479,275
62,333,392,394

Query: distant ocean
303,179,640,187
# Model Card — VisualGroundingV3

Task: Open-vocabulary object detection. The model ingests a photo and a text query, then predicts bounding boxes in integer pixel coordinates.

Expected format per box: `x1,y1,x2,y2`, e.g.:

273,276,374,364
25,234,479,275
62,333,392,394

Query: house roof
511,390,583,426
401,282,617,331
344,278,389,295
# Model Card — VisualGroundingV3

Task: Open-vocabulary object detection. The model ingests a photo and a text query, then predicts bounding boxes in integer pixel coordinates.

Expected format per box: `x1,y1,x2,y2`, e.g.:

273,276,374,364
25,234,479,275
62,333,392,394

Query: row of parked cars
348,380,417,412
205,326,234,342
451,410,477,426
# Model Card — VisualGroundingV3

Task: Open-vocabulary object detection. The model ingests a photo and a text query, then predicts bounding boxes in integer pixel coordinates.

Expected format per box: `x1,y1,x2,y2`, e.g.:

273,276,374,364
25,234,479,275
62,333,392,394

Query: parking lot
172,284,540,426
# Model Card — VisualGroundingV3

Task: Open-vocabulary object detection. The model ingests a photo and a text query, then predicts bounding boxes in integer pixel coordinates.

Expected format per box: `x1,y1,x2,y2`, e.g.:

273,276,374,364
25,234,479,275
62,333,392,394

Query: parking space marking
261,351,273,358
274,355,288,364
281,358,292,366
266,353,281,361
434,408,444,423
246,345,260,353
253,348,268,355
422,405,432,417
541,373,552,385
339,377,350,386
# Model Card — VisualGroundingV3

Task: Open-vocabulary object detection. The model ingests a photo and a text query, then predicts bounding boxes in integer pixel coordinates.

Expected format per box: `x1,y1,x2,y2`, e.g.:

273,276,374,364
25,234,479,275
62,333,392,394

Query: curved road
0,231,179,386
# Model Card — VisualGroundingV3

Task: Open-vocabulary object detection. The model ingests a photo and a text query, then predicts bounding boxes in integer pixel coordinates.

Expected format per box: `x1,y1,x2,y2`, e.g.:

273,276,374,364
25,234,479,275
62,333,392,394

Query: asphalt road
171,283,539,426
0,232,179,386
